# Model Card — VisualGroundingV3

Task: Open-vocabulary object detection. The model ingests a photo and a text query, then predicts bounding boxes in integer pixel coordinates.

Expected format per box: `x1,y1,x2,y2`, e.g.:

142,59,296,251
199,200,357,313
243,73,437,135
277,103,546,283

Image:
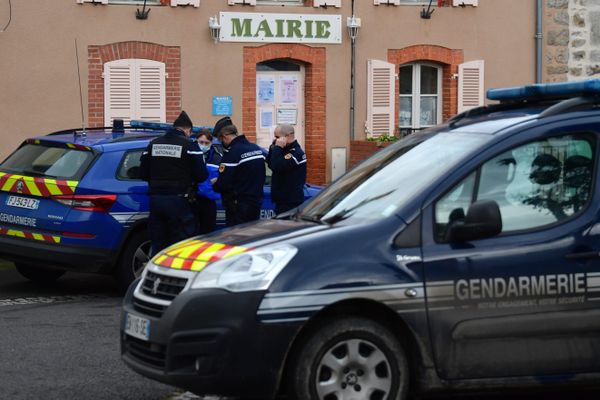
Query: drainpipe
536,0,543,83
350,0,356,140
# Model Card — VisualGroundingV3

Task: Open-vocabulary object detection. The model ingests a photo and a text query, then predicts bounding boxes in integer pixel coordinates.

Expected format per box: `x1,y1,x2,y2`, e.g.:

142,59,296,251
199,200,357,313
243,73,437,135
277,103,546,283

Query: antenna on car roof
75,38,86,136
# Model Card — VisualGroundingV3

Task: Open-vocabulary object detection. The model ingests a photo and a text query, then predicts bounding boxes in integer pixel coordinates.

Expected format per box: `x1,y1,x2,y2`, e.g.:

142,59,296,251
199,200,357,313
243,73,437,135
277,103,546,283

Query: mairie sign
219,12,342,44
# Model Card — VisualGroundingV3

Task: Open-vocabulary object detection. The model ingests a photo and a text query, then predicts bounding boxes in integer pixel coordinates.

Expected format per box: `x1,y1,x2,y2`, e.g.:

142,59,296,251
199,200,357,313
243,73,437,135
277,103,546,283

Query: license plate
6,196,40,210
124,312,150,341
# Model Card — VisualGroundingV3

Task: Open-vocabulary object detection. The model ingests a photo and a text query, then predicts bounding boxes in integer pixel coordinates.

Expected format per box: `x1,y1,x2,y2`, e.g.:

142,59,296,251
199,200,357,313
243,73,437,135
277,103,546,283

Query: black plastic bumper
120,283,303,399
0,235,117,273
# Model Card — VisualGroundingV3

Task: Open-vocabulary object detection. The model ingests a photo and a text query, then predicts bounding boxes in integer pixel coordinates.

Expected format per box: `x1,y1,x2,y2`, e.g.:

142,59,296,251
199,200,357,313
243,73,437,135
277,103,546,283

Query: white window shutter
452,0,478,6
367,60,395,138
136,60,166,123
458,60,485,114
313,0,342,7
104,59,135,127
170,0,200,7
373,0,400,5
228,0,256,5
77,0,108,4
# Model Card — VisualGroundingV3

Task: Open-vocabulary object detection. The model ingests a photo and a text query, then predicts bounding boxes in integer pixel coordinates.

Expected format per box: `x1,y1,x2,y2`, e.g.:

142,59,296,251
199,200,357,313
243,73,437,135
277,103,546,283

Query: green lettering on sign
232,19,252,37
286,20,302,38
275,19,285,38
255,20,274,38
304,20,314,39
315,21,331,39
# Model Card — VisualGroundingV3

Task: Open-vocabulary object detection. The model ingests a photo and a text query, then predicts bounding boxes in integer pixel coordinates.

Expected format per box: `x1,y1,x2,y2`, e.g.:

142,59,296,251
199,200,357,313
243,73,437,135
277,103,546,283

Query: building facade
0,0,538,184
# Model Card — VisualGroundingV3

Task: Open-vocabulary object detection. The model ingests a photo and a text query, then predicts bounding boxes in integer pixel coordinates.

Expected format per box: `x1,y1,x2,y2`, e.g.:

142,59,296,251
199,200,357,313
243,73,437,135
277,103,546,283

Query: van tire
115,230,151,293
288,317,409,400
15,262,65,283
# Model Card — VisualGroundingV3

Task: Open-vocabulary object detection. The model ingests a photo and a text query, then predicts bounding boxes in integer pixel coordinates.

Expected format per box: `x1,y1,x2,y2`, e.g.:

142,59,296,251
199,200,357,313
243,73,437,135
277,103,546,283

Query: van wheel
288,317,409,400
115,230,151,292
15,262,65,283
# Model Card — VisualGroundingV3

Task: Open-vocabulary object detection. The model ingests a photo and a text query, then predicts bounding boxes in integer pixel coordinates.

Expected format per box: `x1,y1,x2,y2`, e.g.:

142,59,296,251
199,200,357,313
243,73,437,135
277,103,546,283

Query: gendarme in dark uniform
266,124,307,215
140,111,207,255
211,118,265,227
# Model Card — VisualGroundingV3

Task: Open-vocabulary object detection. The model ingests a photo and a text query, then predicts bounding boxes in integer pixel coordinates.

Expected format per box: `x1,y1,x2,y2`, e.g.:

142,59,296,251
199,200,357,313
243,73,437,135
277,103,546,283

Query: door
421,122,600,379
256,60,305,149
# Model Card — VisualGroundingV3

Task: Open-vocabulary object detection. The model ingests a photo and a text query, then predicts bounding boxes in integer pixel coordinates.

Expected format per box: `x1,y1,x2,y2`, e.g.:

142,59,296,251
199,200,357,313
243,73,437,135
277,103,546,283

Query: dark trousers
275,202,302,215
225,200,261,227
194,196,217,234
148,194,196,256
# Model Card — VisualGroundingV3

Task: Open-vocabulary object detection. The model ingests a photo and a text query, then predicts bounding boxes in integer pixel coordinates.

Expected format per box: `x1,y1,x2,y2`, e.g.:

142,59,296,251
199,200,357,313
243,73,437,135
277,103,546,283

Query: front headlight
190,244,297,292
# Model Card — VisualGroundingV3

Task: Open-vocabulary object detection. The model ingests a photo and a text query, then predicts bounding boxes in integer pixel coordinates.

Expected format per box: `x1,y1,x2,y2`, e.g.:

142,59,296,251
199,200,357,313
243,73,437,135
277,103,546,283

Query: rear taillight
53,194,117,212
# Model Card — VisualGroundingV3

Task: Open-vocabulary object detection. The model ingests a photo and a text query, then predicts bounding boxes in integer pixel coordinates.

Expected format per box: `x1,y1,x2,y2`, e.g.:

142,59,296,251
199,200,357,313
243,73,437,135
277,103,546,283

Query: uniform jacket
197,146,223,201
213,135,266,207
140,128,207,195
266,140,307,206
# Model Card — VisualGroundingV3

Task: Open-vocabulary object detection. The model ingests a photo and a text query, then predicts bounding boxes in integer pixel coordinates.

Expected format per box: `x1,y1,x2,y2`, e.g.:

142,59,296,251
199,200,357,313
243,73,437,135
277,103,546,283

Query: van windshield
301,132,489,224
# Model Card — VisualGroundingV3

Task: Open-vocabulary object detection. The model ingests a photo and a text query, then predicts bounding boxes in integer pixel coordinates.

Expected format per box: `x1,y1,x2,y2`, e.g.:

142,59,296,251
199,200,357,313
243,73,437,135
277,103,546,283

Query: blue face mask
199,144,211,153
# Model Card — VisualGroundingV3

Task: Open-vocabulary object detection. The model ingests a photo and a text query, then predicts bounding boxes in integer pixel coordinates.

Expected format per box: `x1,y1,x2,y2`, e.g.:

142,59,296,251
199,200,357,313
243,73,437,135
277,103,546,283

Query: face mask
199,144,211,153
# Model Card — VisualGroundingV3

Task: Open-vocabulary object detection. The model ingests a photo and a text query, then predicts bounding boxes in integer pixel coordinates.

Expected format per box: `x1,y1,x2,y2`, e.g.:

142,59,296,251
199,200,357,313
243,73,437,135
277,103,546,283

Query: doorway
255,60,305,149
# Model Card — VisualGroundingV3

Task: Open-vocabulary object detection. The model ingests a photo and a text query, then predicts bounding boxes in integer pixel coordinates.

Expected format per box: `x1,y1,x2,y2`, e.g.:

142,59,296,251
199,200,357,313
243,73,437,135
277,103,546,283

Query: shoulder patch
284,154,292,160
219,164,226,173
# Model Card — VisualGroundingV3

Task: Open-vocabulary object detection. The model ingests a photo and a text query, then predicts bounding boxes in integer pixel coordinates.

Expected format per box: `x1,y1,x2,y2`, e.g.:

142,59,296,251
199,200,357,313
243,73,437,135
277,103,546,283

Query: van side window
435,134,595,241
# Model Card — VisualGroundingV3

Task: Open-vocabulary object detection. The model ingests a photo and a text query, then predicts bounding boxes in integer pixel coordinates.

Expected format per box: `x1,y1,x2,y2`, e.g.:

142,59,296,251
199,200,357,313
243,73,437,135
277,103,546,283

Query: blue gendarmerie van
121,80,600,399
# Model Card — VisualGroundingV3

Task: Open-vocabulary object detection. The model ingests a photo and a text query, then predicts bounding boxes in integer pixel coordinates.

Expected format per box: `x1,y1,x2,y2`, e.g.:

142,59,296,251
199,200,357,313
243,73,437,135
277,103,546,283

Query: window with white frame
104,59,166,126
399,63,442,136
256,0,304,4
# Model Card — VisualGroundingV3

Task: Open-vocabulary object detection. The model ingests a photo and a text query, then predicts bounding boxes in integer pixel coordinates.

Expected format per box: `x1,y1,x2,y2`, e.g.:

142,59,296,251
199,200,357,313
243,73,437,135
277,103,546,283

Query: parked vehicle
122,80,600,399
0,121,321,291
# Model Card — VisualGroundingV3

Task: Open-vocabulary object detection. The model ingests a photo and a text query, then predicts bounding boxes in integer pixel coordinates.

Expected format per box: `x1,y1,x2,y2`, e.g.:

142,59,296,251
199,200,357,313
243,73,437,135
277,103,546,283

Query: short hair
277,124,295,136
198,128,212,142
218,124,238,137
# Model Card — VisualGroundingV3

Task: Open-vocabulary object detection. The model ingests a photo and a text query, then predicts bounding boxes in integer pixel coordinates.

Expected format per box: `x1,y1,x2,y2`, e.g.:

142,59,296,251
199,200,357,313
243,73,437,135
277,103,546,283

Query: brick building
0,0,538,184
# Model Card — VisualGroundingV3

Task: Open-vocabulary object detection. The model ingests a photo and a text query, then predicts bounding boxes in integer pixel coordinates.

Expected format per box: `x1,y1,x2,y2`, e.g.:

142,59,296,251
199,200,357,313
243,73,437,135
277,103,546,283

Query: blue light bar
129,120,213,134
487,79,600,102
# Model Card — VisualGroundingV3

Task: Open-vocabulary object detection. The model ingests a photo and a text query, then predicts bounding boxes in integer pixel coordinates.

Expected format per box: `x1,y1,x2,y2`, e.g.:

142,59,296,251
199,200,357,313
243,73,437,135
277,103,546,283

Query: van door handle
565,251,600,260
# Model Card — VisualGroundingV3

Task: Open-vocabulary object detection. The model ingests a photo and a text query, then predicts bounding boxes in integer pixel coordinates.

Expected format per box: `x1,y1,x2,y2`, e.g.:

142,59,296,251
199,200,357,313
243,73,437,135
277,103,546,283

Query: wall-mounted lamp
209,16,221,43
421,0,435,19
346,15,361,42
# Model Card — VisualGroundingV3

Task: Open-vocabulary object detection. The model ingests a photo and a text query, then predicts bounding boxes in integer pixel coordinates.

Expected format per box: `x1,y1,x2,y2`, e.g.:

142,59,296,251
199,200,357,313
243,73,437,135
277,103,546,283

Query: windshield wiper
298,214,323,224
320,190,395,225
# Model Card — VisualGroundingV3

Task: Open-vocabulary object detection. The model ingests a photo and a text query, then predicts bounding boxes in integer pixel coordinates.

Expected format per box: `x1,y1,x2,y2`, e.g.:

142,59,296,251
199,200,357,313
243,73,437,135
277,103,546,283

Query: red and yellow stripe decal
27,139,92,152
0,172,78,198
152,239,250,272
0,227,60,244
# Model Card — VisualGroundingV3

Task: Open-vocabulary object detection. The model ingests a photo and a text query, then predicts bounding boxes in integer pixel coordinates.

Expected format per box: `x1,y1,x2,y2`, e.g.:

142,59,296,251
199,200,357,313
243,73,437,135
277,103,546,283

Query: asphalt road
1,263,599,400
0,264,178,400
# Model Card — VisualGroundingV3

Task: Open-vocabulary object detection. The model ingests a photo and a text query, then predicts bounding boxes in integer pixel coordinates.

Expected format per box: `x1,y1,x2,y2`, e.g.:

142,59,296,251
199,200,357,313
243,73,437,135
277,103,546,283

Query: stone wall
568,0,600,79
546,0,570,82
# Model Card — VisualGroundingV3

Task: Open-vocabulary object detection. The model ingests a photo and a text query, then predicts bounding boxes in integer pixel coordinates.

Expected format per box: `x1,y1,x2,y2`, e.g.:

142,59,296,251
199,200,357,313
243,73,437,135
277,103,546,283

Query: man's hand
275,136,287,148
210,177,218,184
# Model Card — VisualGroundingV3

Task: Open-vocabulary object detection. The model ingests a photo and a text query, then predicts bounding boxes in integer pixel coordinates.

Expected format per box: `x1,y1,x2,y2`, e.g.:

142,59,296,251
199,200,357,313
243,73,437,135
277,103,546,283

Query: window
256,0,304,4
399,63,442,136
117,150,144,180
1,144,94,180
104,59,166,126
434,134,596,241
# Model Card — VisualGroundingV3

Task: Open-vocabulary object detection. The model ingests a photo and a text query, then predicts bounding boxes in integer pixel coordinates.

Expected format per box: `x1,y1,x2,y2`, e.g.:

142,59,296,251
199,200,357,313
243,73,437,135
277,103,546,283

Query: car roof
444,79,600,135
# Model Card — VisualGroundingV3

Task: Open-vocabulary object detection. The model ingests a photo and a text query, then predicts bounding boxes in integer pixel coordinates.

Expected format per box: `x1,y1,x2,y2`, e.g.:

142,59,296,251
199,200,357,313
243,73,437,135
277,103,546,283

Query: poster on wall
280,76,298,104
260,108,274,129
257,76,275,104
276,108,298,125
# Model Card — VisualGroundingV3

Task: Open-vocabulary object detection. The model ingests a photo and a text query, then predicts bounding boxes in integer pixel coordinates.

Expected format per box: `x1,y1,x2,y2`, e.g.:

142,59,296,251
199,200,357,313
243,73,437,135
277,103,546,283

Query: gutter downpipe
350,0,356,140
536,0,543,83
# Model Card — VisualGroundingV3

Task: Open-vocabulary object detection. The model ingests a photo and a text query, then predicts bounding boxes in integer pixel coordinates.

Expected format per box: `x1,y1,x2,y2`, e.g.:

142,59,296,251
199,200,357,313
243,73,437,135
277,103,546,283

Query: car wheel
288,317,409,400
115,230,151,292
15,262,65,283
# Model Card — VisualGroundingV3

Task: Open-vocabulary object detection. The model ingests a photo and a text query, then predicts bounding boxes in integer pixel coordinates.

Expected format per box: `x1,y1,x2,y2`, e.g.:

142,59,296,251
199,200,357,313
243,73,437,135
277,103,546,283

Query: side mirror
448,199,502,242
